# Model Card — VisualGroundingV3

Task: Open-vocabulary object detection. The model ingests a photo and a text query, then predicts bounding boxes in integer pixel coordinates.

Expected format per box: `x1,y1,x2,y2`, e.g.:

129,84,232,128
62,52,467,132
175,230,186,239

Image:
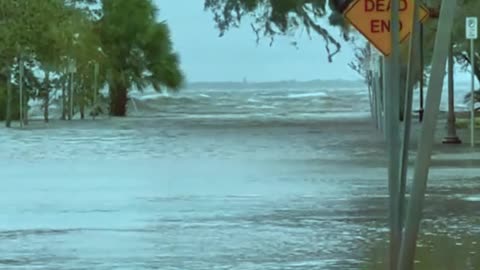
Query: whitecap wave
463,195,480,202
134,93,169,101
287,92,329,99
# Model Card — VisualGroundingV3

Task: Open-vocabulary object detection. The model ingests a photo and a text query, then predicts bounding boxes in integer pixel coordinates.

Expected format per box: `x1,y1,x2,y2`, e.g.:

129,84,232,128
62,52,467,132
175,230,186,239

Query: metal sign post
386,2,402,269
398,0,458,268
466,17,478,147
342,3,432,268
19,56,24,128
93,62,99,120
399,0,421,232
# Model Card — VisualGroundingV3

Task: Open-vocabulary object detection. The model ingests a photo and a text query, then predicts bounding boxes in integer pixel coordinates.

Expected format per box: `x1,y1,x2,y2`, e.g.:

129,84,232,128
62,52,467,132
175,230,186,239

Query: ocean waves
127,87,370,120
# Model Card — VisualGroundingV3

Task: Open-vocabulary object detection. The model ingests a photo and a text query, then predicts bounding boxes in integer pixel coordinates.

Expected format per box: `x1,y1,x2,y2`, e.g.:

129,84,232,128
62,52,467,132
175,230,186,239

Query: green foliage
99,0,184,115
464,90,480,104
204,0,352,62
455,117,480,129
0,86,20,121
0,0,184,120
100,0,183,89
417,0,480,79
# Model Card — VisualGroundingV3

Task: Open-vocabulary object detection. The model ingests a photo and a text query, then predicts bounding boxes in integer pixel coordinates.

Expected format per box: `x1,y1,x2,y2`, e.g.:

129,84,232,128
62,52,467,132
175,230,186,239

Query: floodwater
1,85,479,269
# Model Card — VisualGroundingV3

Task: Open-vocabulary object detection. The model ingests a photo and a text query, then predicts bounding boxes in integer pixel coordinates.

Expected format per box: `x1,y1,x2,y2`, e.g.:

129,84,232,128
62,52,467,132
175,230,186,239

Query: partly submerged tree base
109,86,128,117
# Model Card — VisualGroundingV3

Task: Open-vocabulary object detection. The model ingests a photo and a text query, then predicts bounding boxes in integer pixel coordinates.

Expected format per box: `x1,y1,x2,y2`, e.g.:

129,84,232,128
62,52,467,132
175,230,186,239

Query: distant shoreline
187,79,364,84
184,79,475,90
185,79,366,89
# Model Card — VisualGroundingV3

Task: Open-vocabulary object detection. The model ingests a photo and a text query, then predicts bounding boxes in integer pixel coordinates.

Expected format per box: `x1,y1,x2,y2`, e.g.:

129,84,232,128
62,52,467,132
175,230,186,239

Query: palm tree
99,0,184,116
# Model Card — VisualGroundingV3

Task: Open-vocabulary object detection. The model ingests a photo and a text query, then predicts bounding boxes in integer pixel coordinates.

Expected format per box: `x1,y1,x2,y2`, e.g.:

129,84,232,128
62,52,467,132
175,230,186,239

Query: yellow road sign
344,0,429,56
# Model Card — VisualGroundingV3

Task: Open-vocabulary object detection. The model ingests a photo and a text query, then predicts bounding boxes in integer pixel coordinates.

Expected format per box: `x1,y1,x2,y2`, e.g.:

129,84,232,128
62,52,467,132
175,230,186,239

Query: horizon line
186,78,365,84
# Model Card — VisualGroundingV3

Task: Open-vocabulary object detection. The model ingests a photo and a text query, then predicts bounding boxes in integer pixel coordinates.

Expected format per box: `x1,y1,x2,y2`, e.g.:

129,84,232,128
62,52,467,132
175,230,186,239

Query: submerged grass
455,117,480,129
362,233,480,270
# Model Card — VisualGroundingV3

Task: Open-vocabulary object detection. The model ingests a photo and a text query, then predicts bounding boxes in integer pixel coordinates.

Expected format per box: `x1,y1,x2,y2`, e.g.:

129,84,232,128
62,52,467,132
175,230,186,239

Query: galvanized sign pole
342,3,430,267
398,0,457,268
385,1,402,269
466,17,478,147
399,0,421,231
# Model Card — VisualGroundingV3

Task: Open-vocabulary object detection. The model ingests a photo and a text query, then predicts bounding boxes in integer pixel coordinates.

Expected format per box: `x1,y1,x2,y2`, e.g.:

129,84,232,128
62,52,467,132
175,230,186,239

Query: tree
464,90,480,110
1,0,184,122
0,0,62,125
99,0,184,116
0,0,94,124
32,1,90,122
204,0,354,62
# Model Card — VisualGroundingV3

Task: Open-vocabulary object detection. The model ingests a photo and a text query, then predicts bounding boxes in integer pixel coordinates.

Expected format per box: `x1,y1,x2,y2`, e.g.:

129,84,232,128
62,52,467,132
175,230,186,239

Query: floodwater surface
1,86,479,269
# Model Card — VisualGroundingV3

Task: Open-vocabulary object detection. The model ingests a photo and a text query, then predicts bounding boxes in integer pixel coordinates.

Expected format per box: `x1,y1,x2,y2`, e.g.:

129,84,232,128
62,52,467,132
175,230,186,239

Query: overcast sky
154,0,360,83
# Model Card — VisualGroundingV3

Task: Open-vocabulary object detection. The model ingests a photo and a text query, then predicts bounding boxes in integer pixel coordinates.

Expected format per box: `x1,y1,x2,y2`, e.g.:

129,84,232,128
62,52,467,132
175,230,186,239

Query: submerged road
0,83,480,270
1,98,479,269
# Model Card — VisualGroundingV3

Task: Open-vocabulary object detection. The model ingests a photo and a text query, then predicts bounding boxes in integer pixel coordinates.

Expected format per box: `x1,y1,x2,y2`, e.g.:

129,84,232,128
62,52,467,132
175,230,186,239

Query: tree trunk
80,106,85,119
5,71,12,128
109,84,128,116
23,92,29,125
80,89,85,120
62,74,67,120
19,57,29,126
44,71,50,123
69,72,74,120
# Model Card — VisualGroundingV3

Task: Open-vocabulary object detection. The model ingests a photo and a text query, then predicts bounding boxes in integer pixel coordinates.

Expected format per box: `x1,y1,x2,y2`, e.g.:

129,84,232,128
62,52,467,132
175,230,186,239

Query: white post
466,17,478,147
471,38,475,147
93,62,99,120
19,56,24,128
